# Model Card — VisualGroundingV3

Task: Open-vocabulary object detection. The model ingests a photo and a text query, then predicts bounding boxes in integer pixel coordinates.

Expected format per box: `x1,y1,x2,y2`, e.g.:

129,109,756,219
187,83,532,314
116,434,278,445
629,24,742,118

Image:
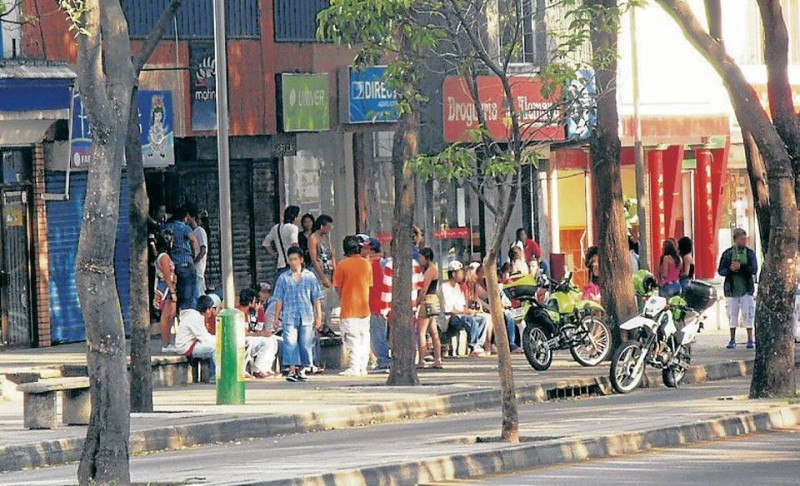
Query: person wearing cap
441,260,488,357
174,295,217,383
334,235,373,376
236,288,279,378
718,228,758,349
204,292,222,334
362,237,391,371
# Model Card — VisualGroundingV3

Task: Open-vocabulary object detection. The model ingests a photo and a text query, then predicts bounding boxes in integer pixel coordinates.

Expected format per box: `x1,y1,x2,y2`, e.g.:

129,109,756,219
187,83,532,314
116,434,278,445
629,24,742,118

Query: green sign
279,73,330,132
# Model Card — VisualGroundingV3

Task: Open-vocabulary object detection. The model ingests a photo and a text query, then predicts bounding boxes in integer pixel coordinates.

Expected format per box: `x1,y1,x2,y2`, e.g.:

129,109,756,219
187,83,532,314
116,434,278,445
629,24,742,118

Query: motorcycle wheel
662,344,691,388
610,341,646,394
522,322,554,371
570,316,612,367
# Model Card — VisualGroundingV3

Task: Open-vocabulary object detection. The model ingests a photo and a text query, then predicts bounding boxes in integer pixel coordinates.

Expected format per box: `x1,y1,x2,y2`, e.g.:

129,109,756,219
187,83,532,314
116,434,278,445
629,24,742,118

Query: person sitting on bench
175,295,217,383
441,261,488,357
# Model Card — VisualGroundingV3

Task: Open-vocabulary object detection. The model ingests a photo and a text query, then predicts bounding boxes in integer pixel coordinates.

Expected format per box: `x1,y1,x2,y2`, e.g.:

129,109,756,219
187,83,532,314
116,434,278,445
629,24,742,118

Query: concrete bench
17,377,91,429
318,335,346,370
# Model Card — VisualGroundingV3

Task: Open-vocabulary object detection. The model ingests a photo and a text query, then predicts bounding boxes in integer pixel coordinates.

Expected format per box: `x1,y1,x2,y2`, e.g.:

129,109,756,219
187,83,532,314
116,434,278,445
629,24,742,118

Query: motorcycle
610,279,717,394
505,272,611,371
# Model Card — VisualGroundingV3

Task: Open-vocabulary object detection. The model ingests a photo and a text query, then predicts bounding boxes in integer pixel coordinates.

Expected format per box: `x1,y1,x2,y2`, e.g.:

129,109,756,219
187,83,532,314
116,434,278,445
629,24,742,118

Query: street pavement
0,376,792,485
445,425,800,485
0,329,749,451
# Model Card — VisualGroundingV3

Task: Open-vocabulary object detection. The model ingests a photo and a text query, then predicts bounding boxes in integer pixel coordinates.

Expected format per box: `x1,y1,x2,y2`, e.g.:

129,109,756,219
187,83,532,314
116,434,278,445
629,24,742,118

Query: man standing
163,206,200,311
274,247,323,382
440,261,488,356
362,237,390,371
334,235,373,376
263,205,301,281
187,205,208,299
236,288,279,378
174,295,217,383
718,228,758,349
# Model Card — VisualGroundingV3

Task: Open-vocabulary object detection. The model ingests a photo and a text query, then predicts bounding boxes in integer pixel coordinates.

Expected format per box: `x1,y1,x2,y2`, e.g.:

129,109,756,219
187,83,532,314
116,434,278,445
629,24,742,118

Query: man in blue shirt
163,206,200,312
274,247,323,382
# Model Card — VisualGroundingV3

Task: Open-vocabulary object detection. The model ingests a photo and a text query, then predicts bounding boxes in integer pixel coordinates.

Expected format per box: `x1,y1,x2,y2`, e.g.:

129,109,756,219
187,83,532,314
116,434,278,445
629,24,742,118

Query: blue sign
190,41,217,131
347,66,399,124
70,90,175,168
566,67,597,140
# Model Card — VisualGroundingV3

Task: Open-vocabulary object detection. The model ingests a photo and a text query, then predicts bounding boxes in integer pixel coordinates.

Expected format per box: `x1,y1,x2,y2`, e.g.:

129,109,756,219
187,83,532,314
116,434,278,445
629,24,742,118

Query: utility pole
213,0,235,302
631,6,650,271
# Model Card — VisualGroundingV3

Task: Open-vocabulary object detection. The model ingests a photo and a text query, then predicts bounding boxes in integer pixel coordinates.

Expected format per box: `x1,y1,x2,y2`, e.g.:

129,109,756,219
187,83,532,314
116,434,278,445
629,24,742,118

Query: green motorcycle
505,272,611,371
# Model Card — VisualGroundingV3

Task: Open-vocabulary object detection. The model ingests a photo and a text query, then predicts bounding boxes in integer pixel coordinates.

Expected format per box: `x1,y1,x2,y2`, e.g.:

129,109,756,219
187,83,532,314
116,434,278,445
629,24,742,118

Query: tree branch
100,0,135,103
703,0,722,42
133,0,182,73
74,0,108,125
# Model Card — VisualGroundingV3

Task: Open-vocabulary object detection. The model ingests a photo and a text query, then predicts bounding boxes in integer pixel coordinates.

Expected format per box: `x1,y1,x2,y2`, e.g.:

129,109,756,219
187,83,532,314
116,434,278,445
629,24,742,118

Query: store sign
434,227,471,240
566,67,597,140
442,76,564,143
190,41,217,131
346,66,399,124
70,90,175,168
279,73,330,132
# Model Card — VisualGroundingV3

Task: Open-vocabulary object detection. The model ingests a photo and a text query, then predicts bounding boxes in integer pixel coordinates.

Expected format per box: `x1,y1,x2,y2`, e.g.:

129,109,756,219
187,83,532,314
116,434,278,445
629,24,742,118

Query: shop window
500,0,539,65
1,150,31,185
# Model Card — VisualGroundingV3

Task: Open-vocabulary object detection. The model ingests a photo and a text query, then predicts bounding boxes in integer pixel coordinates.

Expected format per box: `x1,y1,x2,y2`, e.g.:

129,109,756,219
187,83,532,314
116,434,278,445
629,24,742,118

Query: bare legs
417,317,443,368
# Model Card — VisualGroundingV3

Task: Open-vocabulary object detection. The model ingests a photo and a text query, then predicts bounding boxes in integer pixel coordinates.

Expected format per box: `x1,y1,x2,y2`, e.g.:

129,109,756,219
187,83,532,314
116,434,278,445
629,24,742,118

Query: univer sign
279,73,330,132
442,76,565,143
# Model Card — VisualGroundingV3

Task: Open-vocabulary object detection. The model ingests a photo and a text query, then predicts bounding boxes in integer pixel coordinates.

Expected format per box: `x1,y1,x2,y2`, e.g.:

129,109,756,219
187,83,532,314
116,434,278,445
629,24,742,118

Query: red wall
20,0,357,138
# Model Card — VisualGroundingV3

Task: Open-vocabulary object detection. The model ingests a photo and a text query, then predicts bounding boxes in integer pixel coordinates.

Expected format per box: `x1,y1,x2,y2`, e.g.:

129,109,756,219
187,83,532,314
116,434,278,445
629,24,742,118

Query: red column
694,148,715,279
662,145,685,238
648,149,666,272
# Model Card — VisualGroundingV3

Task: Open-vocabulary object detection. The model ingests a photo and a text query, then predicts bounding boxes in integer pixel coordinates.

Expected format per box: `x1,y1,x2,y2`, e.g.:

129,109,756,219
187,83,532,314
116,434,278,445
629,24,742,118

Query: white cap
447,260,464,272
209,293,222,308
468,262,481,271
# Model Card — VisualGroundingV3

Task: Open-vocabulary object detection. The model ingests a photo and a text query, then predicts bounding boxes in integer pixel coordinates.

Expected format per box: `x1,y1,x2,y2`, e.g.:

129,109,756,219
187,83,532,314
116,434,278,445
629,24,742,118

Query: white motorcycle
610,280,716,394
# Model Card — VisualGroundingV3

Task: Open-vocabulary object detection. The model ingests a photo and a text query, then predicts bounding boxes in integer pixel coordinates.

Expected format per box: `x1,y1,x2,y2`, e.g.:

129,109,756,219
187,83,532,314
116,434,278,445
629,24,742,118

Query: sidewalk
0,329,780,472
2,377,796,485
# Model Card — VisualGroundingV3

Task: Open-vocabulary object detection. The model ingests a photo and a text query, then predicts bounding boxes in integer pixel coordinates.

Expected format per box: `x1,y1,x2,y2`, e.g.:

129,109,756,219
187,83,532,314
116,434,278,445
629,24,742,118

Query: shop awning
0,63,74,114
0,119,60,146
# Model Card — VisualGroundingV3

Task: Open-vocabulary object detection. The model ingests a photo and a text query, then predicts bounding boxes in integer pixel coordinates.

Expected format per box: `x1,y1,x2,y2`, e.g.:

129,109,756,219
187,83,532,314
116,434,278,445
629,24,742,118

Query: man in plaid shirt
274,247,324,382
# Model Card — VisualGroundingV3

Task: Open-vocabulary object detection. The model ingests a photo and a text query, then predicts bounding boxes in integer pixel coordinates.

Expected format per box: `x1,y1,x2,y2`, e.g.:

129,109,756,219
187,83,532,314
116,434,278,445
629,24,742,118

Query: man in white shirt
175,295,217,383
187,206,208,299
263,205,301,281
440,261,488,356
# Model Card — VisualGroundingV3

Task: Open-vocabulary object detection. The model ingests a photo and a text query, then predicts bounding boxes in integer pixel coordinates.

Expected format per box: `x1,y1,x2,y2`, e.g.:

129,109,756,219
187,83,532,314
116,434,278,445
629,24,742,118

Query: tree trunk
482,183,520,443
742,129,771,253
586,0,638,344
656,0,798,398
127,87,154,413
387,110,420,386
76,132,132,486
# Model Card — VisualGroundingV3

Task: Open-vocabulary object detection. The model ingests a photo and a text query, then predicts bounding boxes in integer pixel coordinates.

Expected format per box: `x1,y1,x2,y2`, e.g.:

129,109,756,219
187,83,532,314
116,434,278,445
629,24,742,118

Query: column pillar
694,148,715,279
648,149,665,272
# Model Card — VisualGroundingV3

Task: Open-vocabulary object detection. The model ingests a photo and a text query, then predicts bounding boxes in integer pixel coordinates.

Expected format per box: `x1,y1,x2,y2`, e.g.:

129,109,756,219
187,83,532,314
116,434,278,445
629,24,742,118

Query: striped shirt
380,257,425,318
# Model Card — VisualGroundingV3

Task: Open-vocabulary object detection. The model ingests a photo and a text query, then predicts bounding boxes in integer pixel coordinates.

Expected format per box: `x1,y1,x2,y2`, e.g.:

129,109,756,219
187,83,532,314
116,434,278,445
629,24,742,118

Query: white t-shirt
262,223,299,269
193,226,208,278
441,281,467,315
175,309,214,355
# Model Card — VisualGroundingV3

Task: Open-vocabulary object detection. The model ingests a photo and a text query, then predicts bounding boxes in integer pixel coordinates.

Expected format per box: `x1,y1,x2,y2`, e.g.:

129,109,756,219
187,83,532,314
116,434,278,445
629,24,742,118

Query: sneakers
285,373,298,383
369,365,391,374
161,344,176,353
339,369,360,377
296,369,308,381
746,340,755,350
726,340,736,349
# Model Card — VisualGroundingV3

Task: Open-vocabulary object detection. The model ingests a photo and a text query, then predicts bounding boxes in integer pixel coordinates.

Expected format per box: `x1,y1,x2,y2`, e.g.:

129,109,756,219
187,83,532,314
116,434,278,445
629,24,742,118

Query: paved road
447,425,800,485
0,377,786,485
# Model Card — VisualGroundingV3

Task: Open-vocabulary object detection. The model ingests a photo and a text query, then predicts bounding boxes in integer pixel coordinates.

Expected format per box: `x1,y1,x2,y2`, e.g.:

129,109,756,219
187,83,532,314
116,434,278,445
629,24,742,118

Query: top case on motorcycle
683,280,716,311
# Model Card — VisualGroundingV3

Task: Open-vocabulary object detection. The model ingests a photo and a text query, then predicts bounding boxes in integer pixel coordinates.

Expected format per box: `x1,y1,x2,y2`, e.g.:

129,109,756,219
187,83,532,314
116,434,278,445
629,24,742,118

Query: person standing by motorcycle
657,239,682,298
718,228,758,350
678,236,695,291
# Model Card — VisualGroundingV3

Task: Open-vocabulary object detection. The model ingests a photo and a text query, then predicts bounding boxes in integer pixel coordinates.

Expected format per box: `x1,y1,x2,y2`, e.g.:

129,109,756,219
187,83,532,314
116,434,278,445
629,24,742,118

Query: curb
269,404,800,486
0,356,760,473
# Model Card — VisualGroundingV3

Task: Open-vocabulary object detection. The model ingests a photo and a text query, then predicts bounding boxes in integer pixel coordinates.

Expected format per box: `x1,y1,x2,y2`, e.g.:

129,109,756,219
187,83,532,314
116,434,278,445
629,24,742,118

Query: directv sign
342,66,399,124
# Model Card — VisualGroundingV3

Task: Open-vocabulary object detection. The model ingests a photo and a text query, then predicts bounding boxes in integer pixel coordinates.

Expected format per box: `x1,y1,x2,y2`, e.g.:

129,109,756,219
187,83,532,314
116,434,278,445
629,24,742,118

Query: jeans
341,317,371,374
504,311,518,351
449,315,487,351
191,343,216,381
175,264,197,311
282,321,314,368
659,281,682,299
246,335,278,374
369,314,391,367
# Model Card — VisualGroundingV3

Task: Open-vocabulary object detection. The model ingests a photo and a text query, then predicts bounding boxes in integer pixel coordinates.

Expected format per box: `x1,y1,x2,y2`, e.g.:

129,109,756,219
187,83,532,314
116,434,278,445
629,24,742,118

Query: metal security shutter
252,160,280,284
45,172,131,344
274,0,329,42
123,0,260,39
231,162,255,292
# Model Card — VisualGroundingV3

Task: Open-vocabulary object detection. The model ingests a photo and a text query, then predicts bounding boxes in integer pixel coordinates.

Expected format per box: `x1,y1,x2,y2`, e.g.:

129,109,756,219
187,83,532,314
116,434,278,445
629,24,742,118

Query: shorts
418,294,441,319
726,295,755,329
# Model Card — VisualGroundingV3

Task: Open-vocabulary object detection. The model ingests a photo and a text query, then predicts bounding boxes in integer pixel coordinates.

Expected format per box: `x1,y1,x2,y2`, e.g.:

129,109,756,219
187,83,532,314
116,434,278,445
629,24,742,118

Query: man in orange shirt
334,235,373,376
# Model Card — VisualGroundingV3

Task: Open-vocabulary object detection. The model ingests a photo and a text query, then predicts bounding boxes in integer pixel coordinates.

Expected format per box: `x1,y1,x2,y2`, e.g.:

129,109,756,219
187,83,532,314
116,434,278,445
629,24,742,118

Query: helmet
632,269,657,296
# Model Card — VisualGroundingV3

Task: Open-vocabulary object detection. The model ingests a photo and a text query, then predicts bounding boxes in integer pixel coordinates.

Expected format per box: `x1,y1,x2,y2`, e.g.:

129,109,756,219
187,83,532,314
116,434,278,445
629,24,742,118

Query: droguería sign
278,73,330,132
344,66,399,124
442,76,564,143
